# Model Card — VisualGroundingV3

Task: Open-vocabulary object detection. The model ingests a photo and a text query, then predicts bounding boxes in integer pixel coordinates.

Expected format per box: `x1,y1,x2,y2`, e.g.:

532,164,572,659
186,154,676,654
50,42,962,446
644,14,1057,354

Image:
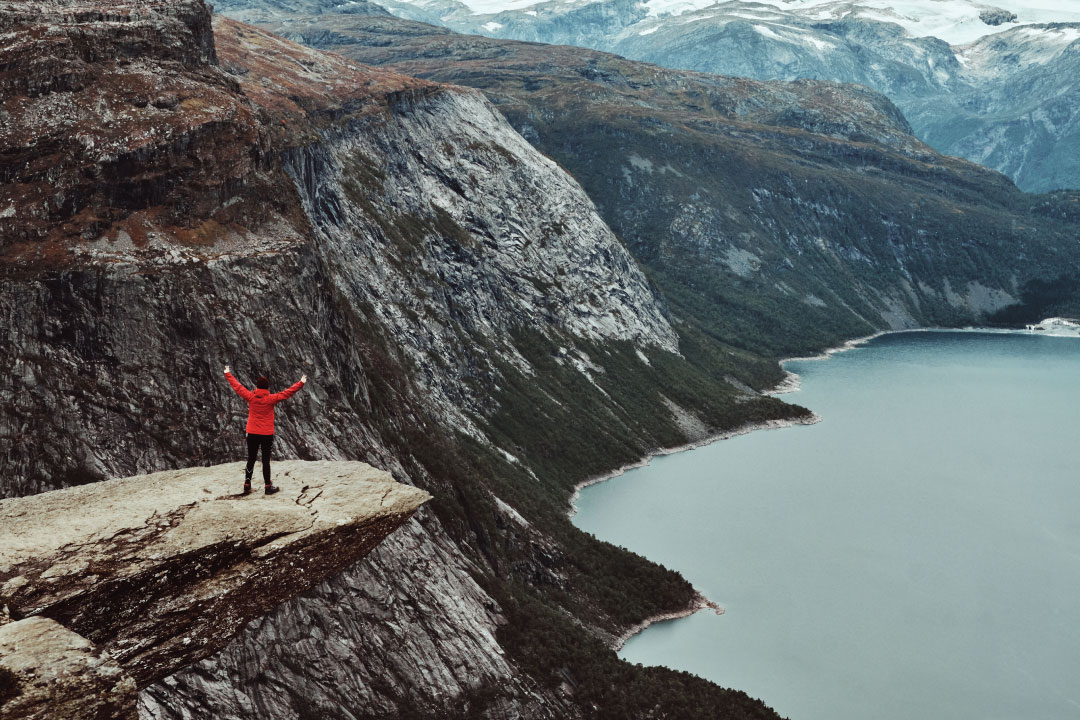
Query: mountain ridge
359,0,1080,192
252,10,1080,355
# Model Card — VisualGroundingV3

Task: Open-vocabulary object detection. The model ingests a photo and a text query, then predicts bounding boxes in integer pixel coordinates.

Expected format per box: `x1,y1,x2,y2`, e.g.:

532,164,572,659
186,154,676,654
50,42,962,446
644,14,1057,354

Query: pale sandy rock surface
0,617,137,720
0,461,429,689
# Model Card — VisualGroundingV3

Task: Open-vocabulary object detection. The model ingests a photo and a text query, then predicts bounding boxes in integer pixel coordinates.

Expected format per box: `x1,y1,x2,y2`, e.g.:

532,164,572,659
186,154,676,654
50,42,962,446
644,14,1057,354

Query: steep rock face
1,4,754,720
0,5,677,498
251,13,1080,356
279,87,678,428
0,0,263,248
1,221,572,716
139,513,573,720
906,24,1080,194
0,461,429,689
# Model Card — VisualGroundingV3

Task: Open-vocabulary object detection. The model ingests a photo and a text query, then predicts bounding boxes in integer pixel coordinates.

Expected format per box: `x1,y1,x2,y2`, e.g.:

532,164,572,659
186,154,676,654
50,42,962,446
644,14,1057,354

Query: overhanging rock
0,461,429,718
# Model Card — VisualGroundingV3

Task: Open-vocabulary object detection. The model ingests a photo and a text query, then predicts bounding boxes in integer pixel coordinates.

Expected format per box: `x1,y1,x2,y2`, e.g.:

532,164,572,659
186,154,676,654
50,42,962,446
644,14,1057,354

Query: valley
3,1,1080,719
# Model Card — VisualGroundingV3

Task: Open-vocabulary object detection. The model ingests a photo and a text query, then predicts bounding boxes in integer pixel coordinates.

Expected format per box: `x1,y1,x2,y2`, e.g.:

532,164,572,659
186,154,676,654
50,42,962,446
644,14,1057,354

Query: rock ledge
0,460,429,719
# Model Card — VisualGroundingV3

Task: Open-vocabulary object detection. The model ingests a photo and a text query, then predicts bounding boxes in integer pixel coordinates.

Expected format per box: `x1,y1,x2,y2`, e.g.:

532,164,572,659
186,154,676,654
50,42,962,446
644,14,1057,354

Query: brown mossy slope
0,1,436,270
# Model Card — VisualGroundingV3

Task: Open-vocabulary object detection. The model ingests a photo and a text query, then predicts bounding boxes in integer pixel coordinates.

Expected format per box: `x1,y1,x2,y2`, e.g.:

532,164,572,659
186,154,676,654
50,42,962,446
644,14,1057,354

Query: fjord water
574,331,1080,720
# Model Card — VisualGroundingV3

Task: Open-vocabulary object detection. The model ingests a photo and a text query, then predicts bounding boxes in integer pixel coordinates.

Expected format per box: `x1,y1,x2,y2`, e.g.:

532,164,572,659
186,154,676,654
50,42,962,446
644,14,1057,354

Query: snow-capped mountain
368,0,1080,192
377,0,1080,45
636,0,1080,45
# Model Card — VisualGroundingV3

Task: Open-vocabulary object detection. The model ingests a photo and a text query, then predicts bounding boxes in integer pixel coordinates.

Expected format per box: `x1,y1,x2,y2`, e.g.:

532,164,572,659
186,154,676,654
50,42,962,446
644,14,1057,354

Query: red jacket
226,371,304,435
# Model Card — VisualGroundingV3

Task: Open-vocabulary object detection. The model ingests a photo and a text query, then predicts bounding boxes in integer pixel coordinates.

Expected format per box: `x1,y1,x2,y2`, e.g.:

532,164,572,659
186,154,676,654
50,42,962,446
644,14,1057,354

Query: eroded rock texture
138,513,573,720
250,14,1080,353
0,462,429,691
0,2,690,718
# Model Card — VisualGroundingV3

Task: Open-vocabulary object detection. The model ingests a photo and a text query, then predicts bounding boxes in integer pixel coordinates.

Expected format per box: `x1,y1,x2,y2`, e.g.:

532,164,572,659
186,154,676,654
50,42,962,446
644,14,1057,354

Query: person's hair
256,376,269,389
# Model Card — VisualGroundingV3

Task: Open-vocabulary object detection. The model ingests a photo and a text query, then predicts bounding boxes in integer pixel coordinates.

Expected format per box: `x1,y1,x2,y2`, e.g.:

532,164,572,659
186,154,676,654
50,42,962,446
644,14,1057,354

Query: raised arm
224,366,255,401
270,374,306,403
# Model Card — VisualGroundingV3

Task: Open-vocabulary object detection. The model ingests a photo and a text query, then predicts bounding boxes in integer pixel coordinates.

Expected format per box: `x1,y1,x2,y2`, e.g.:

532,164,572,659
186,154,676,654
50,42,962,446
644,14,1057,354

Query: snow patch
627,153,655,173
802,34,836,52
751,0,1080,45
644,0,717,18
390,0,1080,35
753,24,782,41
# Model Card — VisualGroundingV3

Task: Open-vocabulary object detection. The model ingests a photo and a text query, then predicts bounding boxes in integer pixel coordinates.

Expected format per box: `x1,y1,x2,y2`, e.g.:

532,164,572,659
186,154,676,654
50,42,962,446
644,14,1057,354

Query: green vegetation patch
495,585,785,720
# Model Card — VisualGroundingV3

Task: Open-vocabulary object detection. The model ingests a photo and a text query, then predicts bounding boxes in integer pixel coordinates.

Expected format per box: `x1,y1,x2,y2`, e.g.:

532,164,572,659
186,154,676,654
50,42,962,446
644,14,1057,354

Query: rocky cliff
1,2,793,718
0,461,429,719
905,23,1080,194
243,12,1080,357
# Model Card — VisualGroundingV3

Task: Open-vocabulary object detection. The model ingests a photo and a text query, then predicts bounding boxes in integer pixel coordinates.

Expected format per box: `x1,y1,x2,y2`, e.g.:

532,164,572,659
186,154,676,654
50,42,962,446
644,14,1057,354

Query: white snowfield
756,0,1080,45
1025,317,1080,337
441,0,1080,47
659,0,1080,44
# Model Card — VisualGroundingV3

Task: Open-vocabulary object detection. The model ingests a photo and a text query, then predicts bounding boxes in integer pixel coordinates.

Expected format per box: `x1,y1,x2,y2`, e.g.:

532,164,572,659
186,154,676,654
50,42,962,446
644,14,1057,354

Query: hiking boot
264,485,280,495
242,484,252,496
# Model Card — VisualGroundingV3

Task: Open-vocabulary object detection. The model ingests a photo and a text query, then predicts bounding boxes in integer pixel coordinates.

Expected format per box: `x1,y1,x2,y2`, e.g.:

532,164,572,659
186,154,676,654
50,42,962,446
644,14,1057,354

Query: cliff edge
0,460,429,719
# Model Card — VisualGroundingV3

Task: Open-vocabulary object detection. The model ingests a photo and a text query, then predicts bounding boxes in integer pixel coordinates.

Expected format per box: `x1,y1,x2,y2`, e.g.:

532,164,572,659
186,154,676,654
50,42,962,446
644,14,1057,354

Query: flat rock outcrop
0,460,429,717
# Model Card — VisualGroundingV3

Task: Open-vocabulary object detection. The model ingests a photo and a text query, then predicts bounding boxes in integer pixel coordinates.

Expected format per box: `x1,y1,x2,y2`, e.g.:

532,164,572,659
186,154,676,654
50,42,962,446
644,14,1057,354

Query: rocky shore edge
565,413,821,652
613,592,725,652
567,414,822,520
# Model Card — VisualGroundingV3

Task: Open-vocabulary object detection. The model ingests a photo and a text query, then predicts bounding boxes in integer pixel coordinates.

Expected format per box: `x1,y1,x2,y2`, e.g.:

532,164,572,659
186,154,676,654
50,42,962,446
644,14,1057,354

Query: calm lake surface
574,331,1080,720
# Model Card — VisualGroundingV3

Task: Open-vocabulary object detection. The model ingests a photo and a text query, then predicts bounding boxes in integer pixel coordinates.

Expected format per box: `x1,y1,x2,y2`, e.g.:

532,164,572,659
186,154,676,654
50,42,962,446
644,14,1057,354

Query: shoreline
612,592,725,652
773,324,1080,394
569,413,820,649
566,413,821,520
575,323,1073,651
569,328,888,652
769,329,888,396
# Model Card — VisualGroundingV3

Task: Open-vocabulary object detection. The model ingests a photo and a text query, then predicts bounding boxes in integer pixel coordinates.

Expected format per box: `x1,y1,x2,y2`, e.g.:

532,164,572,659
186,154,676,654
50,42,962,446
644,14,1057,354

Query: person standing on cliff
224,366,306,495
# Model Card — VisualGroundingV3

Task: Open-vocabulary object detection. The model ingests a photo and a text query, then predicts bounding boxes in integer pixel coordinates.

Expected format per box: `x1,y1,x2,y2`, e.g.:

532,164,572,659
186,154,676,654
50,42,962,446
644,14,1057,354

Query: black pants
245,433,274,486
